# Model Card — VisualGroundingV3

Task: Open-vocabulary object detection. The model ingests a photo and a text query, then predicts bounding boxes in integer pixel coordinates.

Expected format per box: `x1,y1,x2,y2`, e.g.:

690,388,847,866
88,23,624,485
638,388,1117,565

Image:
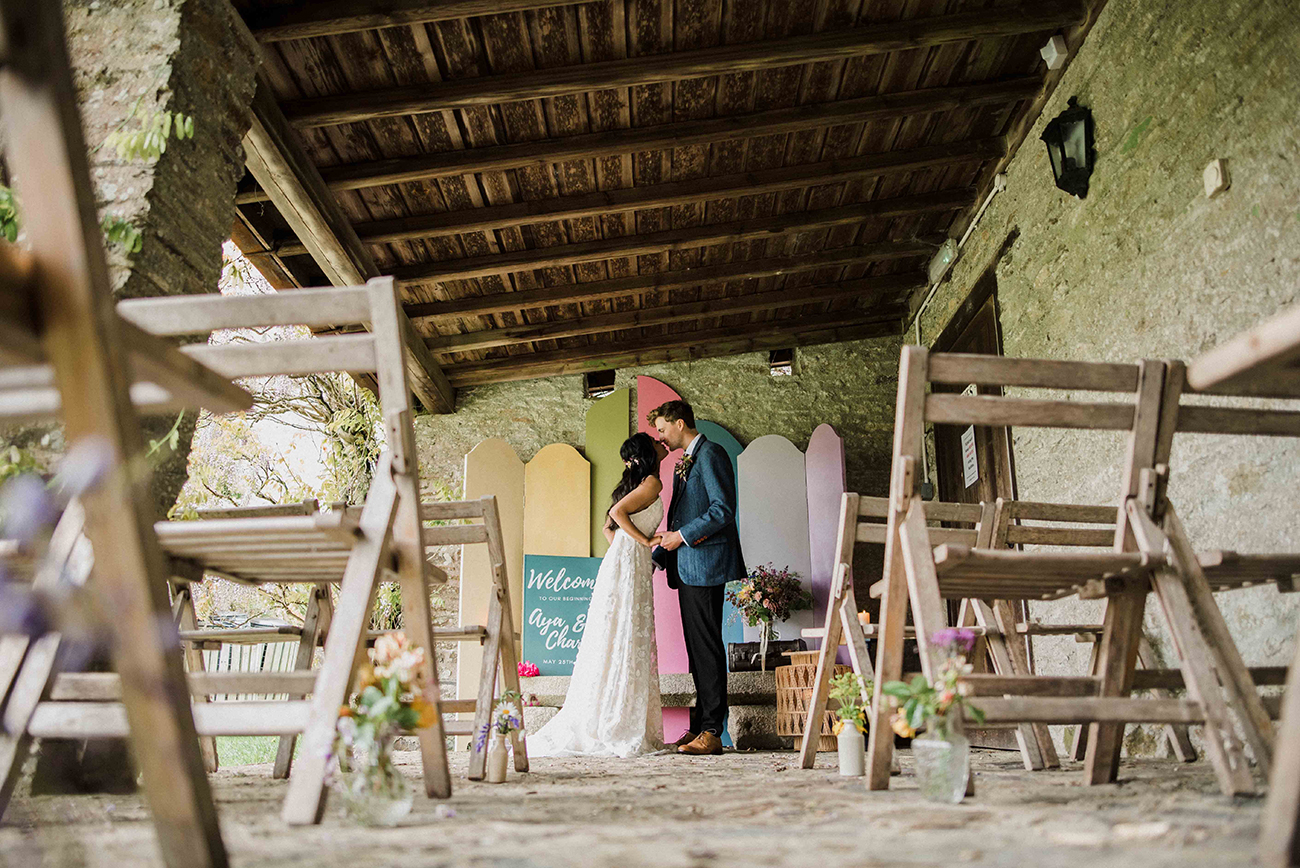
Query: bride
527,432,668,758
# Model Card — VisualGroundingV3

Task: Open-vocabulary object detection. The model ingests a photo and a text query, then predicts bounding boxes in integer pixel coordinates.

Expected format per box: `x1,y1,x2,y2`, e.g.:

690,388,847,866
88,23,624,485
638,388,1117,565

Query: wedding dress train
526,499,665,758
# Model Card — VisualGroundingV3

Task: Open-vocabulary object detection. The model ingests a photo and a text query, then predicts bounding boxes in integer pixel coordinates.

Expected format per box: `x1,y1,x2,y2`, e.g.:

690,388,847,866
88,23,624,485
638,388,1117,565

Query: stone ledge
520,671,778,709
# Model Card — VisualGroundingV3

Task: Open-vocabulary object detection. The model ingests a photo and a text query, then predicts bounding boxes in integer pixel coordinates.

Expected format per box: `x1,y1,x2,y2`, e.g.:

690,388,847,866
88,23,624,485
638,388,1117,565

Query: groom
648,400,745,756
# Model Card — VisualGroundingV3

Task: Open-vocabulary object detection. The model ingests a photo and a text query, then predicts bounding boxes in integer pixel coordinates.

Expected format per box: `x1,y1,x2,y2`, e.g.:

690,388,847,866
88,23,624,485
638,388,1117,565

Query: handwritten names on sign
522,554,603,675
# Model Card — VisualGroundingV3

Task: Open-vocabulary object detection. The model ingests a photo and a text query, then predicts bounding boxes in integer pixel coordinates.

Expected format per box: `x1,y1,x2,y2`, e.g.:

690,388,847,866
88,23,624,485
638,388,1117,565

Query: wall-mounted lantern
1040,96,1094,199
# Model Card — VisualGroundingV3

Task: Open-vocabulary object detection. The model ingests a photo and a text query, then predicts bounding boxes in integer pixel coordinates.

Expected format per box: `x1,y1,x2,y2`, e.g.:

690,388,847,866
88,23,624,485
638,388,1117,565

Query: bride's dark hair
606,432,660,531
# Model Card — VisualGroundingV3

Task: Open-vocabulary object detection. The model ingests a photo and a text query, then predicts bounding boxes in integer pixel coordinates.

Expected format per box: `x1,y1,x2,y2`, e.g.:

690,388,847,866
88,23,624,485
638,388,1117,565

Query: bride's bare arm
609,475,663,547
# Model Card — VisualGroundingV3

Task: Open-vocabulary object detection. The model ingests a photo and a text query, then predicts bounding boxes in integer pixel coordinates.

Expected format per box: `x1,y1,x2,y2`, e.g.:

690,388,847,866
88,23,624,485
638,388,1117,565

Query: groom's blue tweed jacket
666,436,746,587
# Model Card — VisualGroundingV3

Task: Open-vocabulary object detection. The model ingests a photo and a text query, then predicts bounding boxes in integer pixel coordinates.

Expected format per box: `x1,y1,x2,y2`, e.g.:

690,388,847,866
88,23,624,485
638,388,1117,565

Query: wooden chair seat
1199,551,1300,590
156,514,360,584
930,544,1163,600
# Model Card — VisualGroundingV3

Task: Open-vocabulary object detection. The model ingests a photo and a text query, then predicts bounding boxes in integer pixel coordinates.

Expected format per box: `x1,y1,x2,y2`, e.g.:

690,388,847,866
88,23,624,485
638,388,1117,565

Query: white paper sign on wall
960,384,979,488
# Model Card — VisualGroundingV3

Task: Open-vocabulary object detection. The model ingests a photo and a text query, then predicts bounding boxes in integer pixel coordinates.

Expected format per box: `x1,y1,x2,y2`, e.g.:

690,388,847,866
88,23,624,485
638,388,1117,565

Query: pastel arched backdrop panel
805,424,847,656
737,435,814,642
524,443,591,558
460,438,525,743
636,376,690,743
696,420,746,649
586,388,631,559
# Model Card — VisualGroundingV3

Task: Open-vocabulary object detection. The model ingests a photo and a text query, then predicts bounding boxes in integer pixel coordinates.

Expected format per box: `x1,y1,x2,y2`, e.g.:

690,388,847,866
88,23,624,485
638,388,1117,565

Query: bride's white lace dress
526,499,664,758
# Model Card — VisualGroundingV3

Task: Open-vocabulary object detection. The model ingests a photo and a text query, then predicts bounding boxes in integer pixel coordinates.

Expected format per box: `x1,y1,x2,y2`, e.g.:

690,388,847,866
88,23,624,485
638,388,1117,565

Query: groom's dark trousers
679,584,728,736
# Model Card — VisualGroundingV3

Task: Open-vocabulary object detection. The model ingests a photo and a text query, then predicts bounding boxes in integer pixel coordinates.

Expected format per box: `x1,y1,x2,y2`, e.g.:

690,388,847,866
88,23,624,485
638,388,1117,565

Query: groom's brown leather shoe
678,731,723,755
672,731,698,748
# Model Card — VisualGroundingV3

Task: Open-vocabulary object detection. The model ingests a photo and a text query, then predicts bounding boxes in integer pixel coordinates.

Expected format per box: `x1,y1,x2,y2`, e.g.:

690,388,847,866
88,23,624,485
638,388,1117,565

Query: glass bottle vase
911,715,970,803
335,734,414,826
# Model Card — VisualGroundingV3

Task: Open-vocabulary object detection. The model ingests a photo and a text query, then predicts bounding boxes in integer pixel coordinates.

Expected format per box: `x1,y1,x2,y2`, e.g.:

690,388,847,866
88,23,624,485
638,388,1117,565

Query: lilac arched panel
805,424,847,657
737,435,813,642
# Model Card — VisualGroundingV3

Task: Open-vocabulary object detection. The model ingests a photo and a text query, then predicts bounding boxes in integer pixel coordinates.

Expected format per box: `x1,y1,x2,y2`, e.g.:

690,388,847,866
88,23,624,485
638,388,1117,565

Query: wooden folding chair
866,346,1284,797
1177,303,1300,866
2,277,459,826
420,497,529,780
0,2,237,863
799,492,1063,773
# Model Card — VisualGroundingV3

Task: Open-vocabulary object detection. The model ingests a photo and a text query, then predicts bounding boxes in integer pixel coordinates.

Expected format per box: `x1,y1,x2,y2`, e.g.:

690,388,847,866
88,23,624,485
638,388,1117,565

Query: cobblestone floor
0,748,1264,867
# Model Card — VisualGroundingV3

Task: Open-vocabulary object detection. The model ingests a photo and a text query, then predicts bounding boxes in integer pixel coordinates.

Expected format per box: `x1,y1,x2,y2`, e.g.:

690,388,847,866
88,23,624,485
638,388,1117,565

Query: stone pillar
25,0,259,794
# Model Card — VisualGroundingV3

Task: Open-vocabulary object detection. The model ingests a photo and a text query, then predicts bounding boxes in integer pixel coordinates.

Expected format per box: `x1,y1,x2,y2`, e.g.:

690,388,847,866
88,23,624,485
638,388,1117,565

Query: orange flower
411,696,438,729
338,706,354,718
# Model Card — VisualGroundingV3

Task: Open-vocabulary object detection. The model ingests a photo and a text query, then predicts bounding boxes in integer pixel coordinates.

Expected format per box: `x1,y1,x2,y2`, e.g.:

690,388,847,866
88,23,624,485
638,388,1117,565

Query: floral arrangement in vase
331,632,436,825
477,692,525,783
829,670,873,776
882,627,985,803
725,563,813,639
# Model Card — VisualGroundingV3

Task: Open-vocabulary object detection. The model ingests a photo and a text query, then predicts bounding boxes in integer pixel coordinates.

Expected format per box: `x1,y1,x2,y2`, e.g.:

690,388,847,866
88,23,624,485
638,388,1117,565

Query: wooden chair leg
866,502,912,789
972,599,1047,771
1260,635,1300,868
1137,637,1196,762
799,564,850,768
469,580,505,781
272,584,326,779
1071,639,1102,761
0,634,60,816
282,464,398,825
1083,586,1147,785
174,585,219,774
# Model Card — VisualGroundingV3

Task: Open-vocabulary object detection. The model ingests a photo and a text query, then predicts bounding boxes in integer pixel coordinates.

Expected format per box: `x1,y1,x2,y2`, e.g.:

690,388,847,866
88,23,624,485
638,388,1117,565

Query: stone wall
915,0,1300,754
38,0,257,515
414,334,905,613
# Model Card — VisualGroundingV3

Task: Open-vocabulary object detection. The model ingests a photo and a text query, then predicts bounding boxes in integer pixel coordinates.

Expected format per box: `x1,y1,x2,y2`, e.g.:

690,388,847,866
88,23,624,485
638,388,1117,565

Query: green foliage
101,214,143,253
0,445,41,488
829,671,872,733
0,186,19,243
371,582,403,631
104,110,195,161
146,412,185,457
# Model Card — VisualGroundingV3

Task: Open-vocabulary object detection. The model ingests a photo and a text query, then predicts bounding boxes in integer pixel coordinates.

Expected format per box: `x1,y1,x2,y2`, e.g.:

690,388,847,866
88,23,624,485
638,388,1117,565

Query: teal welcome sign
522,554,603,675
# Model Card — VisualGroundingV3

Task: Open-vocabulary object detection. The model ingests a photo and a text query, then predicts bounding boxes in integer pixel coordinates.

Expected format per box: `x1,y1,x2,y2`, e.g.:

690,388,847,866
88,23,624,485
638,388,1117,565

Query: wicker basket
775,653,850,752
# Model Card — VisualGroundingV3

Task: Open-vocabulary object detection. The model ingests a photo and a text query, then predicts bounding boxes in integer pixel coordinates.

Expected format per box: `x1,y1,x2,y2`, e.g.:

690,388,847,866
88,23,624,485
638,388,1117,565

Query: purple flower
931,627,978,655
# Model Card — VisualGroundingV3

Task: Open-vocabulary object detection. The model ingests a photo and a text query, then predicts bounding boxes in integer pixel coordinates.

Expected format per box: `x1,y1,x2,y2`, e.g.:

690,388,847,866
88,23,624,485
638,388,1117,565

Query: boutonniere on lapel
674,453,696,481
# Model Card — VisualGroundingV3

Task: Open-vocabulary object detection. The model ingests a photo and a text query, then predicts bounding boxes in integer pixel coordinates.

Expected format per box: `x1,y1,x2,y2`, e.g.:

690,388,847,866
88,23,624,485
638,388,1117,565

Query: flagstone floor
0,747,1264,867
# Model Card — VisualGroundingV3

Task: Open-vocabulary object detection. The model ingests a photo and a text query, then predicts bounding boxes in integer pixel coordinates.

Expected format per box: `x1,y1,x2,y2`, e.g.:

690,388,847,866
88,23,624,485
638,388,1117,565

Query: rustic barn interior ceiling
228,0,1104,404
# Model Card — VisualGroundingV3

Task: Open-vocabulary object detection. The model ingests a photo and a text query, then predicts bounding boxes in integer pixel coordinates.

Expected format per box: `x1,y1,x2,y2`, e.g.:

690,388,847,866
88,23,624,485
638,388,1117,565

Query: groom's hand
660,530,684,551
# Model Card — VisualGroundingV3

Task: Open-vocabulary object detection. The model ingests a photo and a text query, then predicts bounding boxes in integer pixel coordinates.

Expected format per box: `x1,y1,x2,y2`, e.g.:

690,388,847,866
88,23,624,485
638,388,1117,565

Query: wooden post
174,584,219,773
1260,633,1300,868
271,584,326,779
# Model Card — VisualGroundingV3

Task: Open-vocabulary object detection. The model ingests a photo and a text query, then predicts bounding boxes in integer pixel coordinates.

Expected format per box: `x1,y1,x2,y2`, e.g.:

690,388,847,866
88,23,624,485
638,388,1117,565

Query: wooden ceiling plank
427,277,916,354
234,77,1036,202
389,189,963,284
241,74,455,413
404,249,921,320
247,0,582,43
442,309,903,386
279,3,1082,126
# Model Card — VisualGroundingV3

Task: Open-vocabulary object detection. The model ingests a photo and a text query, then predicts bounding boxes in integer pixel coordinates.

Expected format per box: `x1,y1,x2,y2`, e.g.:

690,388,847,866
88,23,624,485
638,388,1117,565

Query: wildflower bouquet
331,632,435,824
475,696,524,753
829,671,873,736
725,563,813,639
882,627,985,739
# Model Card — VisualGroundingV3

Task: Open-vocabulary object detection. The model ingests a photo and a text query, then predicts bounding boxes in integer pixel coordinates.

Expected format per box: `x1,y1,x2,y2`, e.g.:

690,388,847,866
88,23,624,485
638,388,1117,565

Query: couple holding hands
528,400,745,759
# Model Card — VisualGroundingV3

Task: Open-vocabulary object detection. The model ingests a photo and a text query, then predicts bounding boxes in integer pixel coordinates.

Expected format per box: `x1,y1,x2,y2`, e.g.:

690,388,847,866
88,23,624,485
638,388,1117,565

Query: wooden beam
442,310,904,387
271,139,1001,254
237,78,1036,202
246,0,579,42
427,281,912,355
281,4,1082,127
405,251,922,323
390,192,958,285
240,70,454,413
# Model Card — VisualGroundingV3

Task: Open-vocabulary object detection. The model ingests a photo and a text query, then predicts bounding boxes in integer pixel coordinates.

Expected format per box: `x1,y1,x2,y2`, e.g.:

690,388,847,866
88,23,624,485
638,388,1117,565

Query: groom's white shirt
678,432,703,548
